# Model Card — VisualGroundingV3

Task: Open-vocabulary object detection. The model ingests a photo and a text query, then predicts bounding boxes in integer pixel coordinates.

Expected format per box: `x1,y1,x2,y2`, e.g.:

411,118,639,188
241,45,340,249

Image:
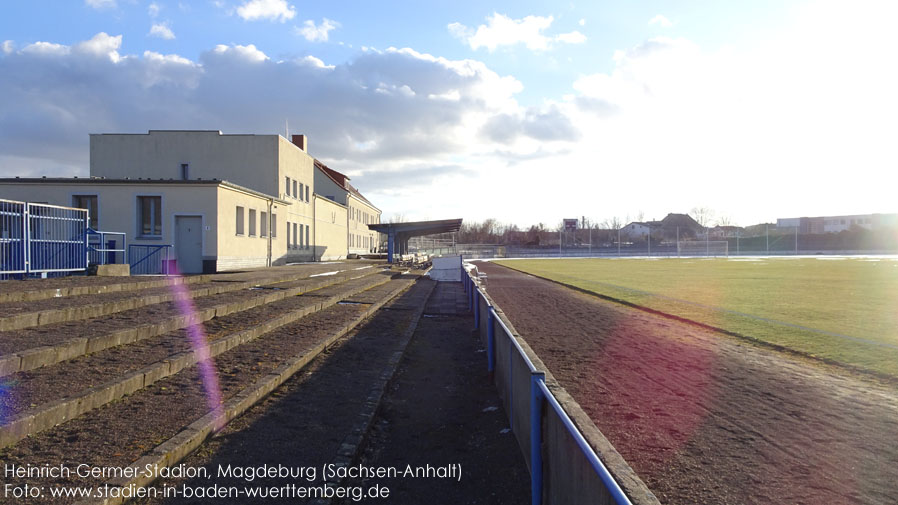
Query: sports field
494,256,898,378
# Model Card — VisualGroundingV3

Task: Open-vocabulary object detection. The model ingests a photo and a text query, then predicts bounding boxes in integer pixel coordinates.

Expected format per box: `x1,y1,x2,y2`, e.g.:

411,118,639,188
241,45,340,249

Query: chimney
292,134,307,151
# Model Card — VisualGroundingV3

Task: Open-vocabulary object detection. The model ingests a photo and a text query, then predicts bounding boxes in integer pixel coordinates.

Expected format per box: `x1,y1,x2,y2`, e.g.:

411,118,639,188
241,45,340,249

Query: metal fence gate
1,199,89,278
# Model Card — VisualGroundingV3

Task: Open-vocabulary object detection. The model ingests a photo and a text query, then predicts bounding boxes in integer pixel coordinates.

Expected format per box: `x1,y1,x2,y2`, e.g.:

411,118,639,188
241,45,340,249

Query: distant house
622,213,704,241
709,225,744,238
620,221,657,239
657,213,703,239
776,213,898,234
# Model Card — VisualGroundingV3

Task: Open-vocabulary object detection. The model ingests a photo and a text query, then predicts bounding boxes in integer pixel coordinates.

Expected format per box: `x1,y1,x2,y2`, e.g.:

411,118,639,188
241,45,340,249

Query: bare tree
690,207,715,228
388,213,407,223
716,215,734,227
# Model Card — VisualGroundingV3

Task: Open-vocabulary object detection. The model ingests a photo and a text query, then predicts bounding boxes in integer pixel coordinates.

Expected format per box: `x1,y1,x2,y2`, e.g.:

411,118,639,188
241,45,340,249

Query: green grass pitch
494,257,898,378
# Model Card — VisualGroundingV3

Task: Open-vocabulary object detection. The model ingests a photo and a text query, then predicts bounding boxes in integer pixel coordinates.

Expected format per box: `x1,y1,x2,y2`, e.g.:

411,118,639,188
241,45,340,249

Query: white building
0,130,382,272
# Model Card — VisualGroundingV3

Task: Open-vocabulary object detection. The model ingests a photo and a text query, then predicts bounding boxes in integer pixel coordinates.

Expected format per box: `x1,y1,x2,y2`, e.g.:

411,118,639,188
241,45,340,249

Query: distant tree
388,213,407,223
602,216,623,230
690,207,715,228
716,215,734,227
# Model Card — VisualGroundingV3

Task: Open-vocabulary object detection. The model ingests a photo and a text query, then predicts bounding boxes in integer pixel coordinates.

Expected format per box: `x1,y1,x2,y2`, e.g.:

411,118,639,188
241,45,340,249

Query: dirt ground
477,261,898,505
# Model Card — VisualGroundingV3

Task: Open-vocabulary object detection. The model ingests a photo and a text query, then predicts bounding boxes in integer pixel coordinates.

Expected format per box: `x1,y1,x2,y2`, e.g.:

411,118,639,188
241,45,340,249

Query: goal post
677,240,729,257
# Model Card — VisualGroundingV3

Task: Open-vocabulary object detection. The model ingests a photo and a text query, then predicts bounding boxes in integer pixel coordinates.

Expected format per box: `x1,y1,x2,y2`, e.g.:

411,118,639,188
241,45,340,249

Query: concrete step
0,268,388,376
0,272,399,448
0,264,382,332
0,275,424,504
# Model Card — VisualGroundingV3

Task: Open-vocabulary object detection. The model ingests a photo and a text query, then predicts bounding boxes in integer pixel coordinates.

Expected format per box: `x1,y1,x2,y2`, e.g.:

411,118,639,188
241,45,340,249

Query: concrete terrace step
0,275,425,504
0,272,400,448
0,268,389,376
0,261,381,304
0,275,213,304
0,264,382,332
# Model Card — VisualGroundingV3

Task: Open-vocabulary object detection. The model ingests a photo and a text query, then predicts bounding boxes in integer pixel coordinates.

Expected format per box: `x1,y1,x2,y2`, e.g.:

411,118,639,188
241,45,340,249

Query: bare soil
0,272,393,419
0,278,413,502
0,269,384,356
477,261,898,505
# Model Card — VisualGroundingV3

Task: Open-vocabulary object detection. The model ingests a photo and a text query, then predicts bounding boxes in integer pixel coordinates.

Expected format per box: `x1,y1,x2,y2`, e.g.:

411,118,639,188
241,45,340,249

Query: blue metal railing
466,270,633,505
129,244,173,275
87,229,127,266
2,200,91,279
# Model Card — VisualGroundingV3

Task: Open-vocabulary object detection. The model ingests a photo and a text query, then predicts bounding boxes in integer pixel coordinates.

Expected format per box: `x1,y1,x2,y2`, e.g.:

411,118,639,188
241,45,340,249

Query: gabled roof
313,159,379,210
660,213,702,230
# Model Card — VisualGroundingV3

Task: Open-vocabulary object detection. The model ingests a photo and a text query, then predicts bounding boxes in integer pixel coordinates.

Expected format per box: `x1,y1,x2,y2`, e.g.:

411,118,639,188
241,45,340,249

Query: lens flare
169,269,225,429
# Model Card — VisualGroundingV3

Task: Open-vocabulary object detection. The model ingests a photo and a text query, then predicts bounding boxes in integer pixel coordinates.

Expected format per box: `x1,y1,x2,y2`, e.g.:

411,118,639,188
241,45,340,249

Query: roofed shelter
368,218,463,263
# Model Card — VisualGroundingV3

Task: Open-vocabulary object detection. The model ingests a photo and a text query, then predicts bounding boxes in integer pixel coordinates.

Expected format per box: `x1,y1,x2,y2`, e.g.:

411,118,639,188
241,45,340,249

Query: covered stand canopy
367,218,463,263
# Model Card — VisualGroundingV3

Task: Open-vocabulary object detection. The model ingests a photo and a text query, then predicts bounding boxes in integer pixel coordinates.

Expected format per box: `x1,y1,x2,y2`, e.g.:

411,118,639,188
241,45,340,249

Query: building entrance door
175,216,203,274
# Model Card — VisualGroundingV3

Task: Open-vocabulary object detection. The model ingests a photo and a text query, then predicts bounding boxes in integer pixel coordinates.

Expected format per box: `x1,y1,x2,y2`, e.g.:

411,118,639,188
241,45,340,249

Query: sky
1,0,896,227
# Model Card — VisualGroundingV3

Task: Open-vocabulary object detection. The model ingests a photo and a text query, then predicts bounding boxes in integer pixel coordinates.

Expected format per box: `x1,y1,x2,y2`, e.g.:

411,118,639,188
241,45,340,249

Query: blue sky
1,0,896,226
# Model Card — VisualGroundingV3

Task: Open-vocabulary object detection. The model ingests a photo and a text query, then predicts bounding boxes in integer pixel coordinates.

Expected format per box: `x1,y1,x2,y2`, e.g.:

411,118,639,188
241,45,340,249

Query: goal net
677,240,729,257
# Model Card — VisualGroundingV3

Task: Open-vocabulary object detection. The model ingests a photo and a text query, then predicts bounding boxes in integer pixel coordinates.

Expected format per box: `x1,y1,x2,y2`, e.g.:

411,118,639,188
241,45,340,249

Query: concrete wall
468,273,660,505
215,186,275,270
313,170,347,205
276,136,315,263
314,195,347,261
90,131,280,197
347,194,381,255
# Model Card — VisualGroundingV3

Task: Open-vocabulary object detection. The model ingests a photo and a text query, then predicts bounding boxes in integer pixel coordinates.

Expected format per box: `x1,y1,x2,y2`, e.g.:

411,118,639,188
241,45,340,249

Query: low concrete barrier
467,271,659,505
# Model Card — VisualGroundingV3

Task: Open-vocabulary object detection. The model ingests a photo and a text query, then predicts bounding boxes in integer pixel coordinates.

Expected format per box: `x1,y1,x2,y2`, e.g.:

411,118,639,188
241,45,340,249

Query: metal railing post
531,372,546,505
469,278,474,311
487,308,496,372
474,288,480,330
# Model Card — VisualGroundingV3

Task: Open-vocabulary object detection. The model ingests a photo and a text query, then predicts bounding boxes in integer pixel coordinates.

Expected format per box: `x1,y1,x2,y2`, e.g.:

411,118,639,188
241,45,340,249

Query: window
249,209,257,236
285,177,291,197
293,223,298,248
72,195,98,229
305,186,309,202
138,196,162,237
236,206,245,235
299,224,304,248
286,221,291,247
261,211,268,237
271,214,277,237
299,183,304,202
181,164,189,180
293,181,298,199
305,225,309,249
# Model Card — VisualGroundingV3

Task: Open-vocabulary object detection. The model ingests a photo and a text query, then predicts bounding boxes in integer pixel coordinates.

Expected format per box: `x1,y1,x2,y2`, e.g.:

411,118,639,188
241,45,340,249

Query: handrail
537,379,633,505
468,268,633,505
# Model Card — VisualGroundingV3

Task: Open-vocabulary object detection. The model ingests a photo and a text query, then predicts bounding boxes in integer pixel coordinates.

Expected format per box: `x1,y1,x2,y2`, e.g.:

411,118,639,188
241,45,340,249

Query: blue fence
465,269,648,505
129,244,173,275
1,200,89,279
88,229,127,266
1,199,27,275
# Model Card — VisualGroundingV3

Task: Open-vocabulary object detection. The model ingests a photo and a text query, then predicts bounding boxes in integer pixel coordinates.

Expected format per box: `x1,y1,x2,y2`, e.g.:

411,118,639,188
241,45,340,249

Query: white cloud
649,15,673,27
0,33,537,206
148,2,160,17
149,22,176,40
84,0,116,9
210,43,269,62
296,18,339,42
73,32,123,62
449,13,586,52
1,40,14,54
579,18,586,26
555,31,586,44
236,0,295,22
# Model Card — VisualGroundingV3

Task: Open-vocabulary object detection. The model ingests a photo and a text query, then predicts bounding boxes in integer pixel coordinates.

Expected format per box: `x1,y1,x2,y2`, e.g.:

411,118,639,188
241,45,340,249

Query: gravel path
477,261,898,505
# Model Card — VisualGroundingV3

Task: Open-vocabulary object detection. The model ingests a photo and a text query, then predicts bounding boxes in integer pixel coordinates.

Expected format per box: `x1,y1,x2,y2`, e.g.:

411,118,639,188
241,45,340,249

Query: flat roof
368,218,463,237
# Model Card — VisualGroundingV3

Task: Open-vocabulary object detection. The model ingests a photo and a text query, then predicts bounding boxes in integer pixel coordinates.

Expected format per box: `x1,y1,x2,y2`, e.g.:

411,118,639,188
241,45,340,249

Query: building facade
0,130,381,272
